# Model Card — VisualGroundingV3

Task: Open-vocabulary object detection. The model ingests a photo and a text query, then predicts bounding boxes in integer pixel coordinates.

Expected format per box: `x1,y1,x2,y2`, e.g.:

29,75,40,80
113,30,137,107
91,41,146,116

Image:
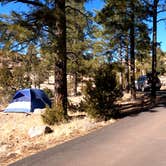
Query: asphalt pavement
10,104,166,166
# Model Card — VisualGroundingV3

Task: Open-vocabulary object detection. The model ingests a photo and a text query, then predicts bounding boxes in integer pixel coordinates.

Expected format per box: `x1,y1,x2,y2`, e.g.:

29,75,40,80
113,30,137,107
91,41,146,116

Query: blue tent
4,89,52,113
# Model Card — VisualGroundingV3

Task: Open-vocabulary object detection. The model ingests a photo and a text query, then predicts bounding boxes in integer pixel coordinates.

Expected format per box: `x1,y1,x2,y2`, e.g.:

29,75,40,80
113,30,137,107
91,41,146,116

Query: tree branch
157,9,166,14
142,0,153,7
16,0,44,7
66,5,90,19
157,18,166,23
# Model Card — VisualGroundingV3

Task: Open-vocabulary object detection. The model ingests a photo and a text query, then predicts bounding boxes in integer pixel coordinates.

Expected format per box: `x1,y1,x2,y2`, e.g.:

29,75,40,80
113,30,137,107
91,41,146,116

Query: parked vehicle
136,74,161,92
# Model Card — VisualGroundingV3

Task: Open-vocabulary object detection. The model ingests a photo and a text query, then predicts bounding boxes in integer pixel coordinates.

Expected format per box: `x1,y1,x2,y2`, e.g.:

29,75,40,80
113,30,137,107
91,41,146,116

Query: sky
0,0,166,52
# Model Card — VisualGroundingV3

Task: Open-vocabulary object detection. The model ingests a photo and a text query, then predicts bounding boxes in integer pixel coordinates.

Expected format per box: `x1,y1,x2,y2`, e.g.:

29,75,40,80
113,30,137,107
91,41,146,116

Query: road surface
11,104,166,166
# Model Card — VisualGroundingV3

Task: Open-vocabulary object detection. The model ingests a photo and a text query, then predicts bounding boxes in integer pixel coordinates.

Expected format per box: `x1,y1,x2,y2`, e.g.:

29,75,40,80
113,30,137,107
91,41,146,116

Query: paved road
11,105,166,166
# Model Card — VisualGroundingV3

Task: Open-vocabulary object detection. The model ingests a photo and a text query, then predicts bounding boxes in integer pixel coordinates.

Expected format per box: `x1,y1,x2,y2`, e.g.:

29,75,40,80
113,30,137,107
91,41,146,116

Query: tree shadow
114,90,166,119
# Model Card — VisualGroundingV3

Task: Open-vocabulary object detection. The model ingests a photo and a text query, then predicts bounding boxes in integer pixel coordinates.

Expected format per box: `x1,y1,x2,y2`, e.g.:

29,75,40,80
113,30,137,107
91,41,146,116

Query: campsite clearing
0,109,116,166
0,91,157,165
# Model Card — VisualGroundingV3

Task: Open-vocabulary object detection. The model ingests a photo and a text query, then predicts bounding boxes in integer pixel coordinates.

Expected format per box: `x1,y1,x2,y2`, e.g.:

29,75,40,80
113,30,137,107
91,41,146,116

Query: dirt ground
0,96,116,166
0,87,165,166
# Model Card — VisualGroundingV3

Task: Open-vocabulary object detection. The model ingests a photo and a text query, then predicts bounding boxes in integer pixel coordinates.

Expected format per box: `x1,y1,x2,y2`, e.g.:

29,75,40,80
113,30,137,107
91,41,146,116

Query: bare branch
145,18,153,22
142,0,153,7
0,0,44,6
157,18,166,23
42,27,56,37
16,0,44,7
157,9,166,14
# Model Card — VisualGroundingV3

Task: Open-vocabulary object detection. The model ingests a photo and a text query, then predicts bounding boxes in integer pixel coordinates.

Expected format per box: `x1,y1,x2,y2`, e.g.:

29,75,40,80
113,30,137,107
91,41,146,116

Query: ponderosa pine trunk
54,0,68,116
125,44,130,93
151,0,158,99
130,2,136,100
73,71,78,96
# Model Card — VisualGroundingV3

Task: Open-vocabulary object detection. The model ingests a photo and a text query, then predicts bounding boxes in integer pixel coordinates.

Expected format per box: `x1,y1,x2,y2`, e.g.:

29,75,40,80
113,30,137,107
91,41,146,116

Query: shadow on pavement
114,90,166,119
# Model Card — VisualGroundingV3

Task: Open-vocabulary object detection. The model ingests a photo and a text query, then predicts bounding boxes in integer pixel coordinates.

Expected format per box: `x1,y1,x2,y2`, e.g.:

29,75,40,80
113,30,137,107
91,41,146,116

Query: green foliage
0,65,13,91
43,88,53,99
42,103,68,126
95,0,151,97
157,48,166,75
12,66,31,89
82,64,123,121
0,63,31,95
66,0,92,96
0,65,16,102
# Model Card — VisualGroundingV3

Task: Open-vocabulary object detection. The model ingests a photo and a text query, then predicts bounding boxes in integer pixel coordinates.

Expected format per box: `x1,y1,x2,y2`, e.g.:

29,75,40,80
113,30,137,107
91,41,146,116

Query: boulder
0,144,9,153
28,126,53,138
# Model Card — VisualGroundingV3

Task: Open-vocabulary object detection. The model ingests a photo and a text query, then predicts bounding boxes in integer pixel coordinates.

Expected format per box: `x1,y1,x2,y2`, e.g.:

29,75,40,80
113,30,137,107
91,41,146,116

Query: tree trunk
73,71,78,96
130,3,136,100
54,0,67,116
125,44,130,93
119,41,124,89
151,0,158,99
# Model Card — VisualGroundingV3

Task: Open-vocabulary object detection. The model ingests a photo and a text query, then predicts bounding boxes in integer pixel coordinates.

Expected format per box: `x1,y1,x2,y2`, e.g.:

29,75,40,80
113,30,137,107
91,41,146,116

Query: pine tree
143,0,166,98
0,0,90,116
96,0,151,99
66,0,90,96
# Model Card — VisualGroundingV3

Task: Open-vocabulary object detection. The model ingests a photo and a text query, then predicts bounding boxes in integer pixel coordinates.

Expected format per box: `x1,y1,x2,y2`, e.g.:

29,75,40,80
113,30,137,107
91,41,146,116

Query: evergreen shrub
43,88,53,99
41,103,68,125
82,64,123,121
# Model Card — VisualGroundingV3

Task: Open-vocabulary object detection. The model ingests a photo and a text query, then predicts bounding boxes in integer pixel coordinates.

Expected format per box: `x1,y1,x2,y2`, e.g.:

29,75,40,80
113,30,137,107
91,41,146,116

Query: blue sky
0,2,29,14
157,12,166,51
0,0,166,52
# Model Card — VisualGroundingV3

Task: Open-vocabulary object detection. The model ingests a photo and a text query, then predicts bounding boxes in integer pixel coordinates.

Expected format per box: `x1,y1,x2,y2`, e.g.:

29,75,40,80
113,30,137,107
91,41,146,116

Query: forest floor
0,89,165,166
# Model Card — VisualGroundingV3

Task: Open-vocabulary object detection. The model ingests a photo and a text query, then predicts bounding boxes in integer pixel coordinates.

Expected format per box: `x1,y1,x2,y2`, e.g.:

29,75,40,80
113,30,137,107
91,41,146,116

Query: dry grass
0,90,154,165
0,108,116,166
1,75,166,165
